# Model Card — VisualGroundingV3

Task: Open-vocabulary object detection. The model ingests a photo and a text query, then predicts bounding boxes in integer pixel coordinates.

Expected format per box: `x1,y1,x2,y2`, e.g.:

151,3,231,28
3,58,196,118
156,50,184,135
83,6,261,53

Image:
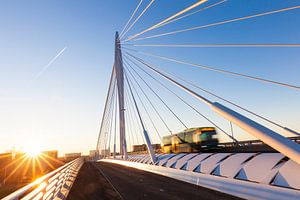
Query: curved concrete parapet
105,153,300,200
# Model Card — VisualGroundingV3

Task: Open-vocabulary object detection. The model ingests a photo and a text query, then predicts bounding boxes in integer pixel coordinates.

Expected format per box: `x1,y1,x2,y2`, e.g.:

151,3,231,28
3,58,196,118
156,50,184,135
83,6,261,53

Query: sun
24,144,42,158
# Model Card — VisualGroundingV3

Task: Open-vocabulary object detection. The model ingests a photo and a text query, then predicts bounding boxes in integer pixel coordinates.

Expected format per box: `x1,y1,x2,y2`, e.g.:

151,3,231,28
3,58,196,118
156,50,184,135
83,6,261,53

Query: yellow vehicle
162,127,219,153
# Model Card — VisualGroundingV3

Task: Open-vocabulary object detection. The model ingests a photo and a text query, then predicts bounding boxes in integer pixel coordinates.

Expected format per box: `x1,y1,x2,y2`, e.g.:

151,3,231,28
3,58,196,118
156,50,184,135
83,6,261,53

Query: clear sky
0,0,300,155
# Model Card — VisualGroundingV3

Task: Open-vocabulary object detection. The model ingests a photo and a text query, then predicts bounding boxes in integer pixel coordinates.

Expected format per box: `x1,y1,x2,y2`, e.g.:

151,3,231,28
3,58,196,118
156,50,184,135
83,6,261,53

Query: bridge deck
67,161,242,200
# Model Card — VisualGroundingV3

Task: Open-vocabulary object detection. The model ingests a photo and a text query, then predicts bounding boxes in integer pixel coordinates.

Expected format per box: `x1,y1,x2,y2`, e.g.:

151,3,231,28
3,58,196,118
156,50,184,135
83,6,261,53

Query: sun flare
24,144,42,158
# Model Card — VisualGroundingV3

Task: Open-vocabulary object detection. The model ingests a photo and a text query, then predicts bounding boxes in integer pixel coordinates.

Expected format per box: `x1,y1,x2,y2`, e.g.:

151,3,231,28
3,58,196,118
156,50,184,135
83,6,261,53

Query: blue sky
0,0,299,155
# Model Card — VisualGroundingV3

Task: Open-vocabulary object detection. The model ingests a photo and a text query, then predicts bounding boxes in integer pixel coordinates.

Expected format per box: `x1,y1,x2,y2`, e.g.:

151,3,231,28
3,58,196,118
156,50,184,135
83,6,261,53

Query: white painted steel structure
114,32,128,159
115,32,156,162
102,153,300,200
3,158,84,200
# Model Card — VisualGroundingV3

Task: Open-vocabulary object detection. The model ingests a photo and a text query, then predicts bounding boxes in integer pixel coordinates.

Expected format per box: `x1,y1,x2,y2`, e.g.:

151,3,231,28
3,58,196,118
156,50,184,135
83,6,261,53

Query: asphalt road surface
67,161,242,200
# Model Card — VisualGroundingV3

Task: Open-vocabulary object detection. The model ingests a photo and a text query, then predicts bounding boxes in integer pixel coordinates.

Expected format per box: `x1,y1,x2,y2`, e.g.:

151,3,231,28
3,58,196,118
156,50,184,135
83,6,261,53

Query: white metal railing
3,158,84,200
102,156,300,200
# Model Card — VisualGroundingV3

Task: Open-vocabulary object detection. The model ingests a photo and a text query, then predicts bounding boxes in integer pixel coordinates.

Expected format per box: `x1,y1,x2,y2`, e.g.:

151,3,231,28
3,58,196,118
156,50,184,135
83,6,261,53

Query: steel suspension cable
123,57,189,130
125,111,133,152
125,72,158,162
105,90,116,157
125,0,226,42
102,81,117,132
127,5,300,42
123,48,300,90
124,54,239,142
153,0,227,29
162,68,300,137
123,43,300,48
102,83,117,153
96,69,115,150
113,88,118,157
123,59,172,134
126,0,208,41
124,76,146,144
120,0,155,40
124,66,163,142
120,0,144,38
124,72,149,143
97,76,117,151
101,94,113,152
125,110,134,150
125,69,161,141
125,52,300,137
124,84,136,150
101,81,116,148
124,87,139,145
108,88,118,155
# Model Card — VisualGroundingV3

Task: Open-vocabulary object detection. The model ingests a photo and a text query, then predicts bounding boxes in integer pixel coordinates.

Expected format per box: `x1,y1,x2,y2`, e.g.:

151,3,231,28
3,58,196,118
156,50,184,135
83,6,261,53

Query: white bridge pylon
113,32,156,162
114,32,128,159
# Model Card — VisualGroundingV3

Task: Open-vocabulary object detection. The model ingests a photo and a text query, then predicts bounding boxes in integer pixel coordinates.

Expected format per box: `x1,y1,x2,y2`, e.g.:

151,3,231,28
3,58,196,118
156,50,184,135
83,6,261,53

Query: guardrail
3,158,84,200
102,158,300,200
103,152,300,200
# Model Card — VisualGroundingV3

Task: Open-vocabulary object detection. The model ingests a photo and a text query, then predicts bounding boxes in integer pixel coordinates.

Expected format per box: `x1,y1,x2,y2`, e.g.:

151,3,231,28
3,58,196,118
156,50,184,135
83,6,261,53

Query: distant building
133,144,147,152
89,150,98,158
132,144,161,152
64,153,81,161
42,150,58,159
152,144,161,151
100,149,110,156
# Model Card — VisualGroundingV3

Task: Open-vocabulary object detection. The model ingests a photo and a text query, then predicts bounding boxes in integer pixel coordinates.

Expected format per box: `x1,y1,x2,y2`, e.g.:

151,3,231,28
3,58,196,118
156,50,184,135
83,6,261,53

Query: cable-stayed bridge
4,1,300,199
